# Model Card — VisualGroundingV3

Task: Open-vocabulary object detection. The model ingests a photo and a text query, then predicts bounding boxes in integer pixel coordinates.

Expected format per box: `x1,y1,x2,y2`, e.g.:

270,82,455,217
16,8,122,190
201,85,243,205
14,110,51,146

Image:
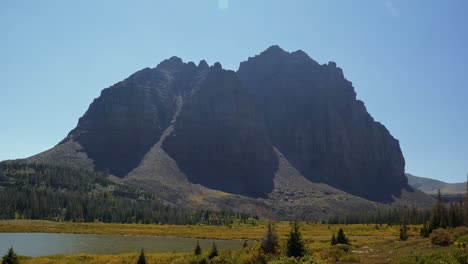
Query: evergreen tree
136,248,146,264
2,247,19,264
261,221,279,254
429,189,447,232
208,242,218,259
399,208,409,241
420,222,429,238
331,234,337,245
194,240,202,255
286,221,305,258
399,224,408,241
464,174,468,227
336,228,350,245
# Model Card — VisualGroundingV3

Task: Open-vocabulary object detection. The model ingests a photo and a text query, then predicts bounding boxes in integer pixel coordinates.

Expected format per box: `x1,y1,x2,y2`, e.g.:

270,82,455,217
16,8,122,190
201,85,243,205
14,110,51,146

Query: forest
0,162,256,225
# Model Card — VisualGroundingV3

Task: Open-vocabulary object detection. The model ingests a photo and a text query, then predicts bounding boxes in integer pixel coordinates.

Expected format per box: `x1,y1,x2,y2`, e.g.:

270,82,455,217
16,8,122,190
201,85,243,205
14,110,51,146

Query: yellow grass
0,220,457,263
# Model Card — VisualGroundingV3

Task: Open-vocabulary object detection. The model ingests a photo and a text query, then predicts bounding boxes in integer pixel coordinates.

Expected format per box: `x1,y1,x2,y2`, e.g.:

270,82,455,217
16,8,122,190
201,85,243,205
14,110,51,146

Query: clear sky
2,0,467,183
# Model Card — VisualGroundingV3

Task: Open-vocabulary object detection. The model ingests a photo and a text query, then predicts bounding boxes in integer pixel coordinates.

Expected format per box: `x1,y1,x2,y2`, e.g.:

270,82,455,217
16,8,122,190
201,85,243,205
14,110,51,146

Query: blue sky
2,0,467,182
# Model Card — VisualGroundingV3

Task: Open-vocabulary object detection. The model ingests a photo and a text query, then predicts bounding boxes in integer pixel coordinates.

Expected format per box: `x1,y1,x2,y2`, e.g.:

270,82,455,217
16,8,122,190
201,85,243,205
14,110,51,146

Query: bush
430,229,453,246
454,235,468,264
395,252,458,264
239,251,267,264
184,256,209,264
268,255,326,264
452,226,468,240
325,244,354,262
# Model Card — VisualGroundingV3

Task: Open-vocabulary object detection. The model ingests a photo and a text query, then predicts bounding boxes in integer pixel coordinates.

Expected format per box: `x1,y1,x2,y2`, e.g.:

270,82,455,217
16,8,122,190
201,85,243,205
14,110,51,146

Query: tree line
330,179,468,238
0,162,257,225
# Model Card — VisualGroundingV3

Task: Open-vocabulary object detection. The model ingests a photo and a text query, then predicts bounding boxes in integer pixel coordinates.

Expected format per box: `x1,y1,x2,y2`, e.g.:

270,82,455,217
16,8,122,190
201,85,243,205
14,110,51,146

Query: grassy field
0,220,461,263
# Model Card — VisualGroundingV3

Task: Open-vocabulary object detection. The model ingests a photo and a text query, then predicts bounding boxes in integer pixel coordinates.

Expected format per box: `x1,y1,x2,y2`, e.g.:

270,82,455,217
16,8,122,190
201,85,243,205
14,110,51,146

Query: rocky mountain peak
25,46,413,204
156,56,185,71
198,60,209,70
211,62,223,70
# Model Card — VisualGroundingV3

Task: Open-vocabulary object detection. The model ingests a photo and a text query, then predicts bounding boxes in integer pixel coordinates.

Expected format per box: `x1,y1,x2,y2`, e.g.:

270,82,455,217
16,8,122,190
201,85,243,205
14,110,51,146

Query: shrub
452,226,468,240
430,229,453,246
185,256,209,264
268,255,326,264
325,244,353,262
395,252,458,264
239,251,267,264
454,235,468,264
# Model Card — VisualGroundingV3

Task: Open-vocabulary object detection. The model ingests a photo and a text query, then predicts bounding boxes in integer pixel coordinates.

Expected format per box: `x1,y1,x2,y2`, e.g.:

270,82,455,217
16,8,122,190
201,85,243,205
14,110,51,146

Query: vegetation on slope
0,162,257,225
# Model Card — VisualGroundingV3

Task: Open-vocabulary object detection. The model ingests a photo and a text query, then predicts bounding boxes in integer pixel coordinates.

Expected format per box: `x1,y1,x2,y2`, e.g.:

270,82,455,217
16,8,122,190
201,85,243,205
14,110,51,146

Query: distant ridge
406,173,465,195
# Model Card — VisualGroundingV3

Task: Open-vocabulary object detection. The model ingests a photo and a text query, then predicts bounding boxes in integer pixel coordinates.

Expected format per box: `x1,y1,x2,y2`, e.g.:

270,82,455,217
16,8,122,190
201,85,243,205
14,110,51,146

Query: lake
0,233,246,256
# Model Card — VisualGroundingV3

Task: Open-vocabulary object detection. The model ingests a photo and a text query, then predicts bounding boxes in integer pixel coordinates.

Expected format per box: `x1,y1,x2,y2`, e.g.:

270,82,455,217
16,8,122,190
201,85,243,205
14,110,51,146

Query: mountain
238,46,408,201
406,173,465,195
10,46,434,220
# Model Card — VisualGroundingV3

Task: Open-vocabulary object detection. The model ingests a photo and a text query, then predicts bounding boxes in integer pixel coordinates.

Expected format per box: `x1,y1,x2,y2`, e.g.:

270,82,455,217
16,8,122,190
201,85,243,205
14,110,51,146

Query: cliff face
24,46,413,208
162,66,278,198
237,46,409,201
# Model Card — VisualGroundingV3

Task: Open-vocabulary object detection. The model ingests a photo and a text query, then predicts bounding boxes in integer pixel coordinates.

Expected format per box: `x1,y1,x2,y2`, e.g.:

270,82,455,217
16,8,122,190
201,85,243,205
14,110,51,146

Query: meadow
0,220,463,263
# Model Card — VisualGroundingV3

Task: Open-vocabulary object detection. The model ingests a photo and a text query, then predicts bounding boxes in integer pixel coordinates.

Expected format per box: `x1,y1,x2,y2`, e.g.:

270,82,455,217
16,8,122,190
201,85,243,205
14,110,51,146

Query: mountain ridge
6,46,434,220
406,173,466,195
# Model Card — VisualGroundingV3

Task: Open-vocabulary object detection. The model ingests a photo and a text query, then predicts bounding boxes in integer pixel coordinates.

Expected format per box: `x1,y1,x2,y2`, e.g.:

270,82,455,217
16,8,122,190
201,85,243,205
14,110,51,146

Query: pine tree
136,248,146,264
208,242,218,259
420,222,429,238
399,208,409,241
429,189,446,232
331,234,337,245
464,174,468,226
286,221,305,258
2,247,19,264
261,221,279,254
336,228,350,245
194,240,202,255
399,223,408,241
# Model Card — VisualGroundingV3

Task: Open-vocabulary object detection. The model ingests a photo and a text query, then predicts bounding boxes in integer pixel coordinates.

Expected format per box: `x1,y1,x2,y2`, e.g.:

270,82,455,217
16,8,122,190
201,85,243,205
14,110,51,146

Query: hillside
406,173,465,195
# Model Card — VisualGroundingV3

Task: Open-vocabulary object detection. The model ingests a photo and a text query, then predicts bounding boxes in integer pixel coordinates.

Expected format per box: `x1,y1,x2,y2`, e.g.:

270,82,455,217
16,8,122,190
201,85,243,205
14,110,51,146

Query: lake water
0,233,246,256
